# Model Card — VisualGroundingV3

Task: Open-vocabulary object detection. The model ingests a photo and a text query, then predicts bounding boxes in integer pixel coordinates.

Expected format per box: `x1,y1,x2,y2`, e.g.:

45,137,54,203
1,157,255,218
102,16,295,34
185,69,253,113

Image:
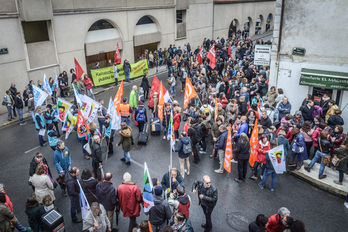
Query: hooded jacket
174,137,192,158
161,171,185,191
312,105,323,118
96,181,118,211
80,178,98,205
148,195,172,226
216,130,228,151
290,111,304,128
117,126,133,152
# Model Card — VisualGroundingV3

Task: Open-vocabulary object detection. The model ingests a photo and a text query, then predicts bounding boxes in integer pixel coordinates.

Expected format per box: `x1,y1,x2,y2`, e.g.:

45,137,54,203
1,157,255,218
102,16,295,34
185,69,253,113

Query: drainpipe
275,0,284,88
212,1,215,39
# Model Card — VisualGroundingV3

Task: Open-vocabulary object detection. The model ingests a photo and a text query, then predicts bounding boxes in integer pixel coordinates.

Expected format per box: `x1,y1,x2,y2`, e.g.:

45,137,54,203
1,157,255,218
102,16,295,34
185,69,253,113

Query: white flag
108,97,121,130
33,84,48,108
73,85,82,107
43,74,52,95
54,74,59,89
268,145,286,174
77,180,90,219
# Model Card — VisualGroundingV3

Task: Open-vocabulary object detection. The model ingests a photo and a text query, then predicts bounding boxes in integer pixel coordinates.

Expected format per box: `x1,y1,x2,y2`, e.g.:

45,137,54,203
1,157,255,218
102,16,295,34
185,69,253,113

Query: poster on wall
90,60,149,86
254,45,271,66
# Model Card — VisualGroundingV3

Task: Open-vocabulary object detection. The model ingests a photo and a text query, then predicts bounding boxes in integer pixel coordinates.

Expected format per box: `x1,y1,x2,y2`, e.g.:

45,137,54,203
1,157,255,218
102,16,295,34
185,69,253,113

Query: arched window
88,20,114,31
136,16,154,25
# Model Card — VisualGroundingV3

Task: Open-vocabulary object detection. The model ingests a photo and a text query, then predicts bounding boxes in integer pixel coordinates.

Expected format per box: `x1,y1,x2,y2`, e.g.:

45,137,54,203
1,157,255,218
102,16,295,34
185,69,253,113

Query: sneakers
185,169,190,176
333,180,343,185
234,178,242,184
214,169,223,174
304,166,310,172
319,175,327,180
344,202,348,209
199,151,206,154
270,188,275,192
258,183,264,189
120,158,126,162
231,159,238,164
199,148,203,151
20,121,27,126
41,144,47,147
163,136,166,140
125,161,131,165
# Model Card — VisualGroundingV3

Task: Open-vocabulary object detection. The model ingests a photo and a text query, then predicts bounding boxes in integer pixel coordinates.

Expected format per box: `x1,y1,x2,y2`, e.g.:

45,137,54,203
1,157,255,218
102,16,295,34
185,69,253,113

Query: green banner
91,59,149,86
299,74,348,91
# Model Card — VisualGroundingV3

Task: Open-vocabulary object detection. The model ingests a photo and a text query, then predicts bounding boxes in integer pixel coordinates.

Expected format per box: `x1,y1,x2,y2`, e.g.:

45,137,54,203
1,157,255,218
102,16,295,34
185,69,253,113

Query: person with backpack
187,119,202,164
200,99,214,123
134,101,148,133
174,131,192,178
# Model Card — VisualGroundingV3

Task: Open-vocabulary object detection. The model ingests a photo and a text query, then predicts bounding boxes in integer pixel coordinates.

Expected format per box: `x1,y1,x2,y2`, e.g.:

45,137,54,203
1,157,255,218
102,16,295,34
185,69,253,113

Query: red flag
74,58,84,81
76,110,90,138
224,124,233,173
114,42,121,64
197,44,203,65
207,44,216,69
183,77,198,109
158,81,165,121
149,75,168,102
249,119,259,167
228,41,231,56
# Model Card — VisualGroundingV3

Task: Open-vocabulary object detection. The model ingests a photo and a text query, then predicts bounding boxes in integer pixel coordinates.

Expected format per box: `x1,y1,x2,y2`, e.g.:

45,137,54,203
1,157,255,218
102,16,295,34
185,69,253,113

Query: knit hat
154,186,163,196
278,130,286,136
138,101,144,106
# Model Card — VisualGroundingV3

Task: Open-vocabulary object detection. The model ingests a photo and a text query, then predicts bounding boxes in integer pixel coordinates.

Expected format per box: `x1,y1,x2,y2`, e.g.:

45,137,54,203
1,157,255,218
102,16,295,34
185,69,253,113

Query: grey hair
0,183,4,190
219,125,227,131
203,175,210,182
123,172,131,182
278,207,290,216
239,133,249,143
57,140,64,147
170,168,178,174
90,202,100,212
93,135,100,141
242,87,247,92
29,94,33,98
132,85,137,90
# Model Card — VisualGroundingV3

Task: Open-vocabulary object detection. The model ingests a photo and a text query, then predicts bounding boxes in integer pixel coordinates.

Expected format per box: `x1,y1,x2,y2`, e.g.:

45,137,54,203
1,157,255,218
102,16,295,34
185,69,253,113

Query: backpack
136,107,146,122
182,141,192,154
203,106,210,117
191,124,202,143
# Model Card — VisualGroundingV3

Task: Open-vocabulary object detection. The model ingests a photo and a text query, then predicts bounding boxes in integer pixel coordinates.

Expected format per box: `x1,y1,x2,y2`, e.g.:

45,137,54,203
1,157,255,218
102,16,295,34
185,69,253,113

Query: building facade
269,0,348,131
0,0,275,114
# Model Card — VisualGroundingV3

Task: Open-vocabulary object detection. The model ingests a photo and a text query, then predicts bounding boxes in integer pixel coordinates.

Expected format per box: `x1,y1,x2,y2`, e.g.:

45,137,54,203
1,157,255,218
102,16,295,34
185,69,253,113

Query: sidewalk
291,160,348,198
0,65,168,128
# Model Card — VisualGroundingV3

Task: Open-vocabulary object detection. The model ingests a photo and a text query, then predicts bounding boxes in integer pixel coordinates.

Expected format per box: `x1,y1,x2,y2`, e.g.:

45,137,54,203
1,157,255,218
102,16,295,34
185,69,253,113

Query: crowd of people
2,33,348,232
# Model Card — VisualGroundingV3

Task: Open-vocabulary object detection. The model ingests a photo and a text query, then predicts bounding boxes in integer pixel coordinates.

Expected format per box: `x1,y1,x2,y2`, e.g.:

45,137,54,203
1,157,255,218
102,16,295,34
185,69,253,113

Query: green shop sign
299,68,348,91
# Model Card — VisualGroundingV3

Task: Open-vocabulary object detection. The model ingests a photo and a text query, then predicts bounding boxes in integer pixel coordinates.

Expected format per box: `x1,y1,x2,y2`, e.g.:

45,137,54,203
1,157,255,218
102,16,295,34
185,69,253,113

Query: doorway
85,51,115,76
312,87,341,105
134,42,158,62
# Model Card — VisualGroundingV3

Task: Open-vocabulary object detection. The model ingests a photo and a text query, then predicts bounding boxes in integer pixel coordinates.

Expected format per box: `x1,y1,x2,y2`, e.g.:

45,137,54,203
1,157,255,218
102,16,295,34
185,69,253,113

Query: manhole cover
227,212,251,231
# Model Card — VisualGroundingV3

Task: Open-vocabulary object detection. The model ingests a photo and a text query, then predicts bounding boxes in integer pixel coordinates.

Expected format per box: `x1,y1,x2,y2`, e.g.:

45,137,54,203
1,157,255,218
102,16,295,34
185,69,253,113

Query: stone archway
228,19,240,39
257,15,266,34
244,16,254,37
266,13,274,31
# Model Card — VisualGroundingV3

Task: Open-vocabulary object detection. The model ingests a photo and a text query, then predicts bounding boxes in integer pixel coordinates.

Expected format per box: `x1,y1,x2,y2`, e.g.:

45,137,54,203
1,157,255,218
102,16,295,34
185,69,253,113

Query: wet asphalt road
0,71,347,232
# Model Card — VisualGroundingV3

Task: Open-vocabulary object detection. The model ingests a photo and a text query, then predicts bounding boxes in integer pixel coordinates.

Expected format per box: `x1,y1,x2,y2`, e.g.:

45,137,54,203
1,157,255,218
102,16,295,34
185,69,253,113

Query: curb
290,171,347,199
0,69,167,129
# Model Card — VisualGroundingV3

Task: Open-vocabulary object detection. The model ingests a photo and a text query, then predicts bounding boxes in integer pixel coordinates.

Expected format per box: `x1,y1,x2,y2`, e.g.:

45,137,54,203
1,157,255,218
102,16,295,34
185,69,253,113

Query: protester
104,115,114,157
91,135,103,180
47,123,59,151
290,127,308,171
117,122,134,165
123,60,132,82
214,125,228,174
117,172,142,232
24,194,44,232
251,134,270,180
96,172,118,229
0,192,15,232
266,207,290,232
83,202,111,232
15,91,26,125
80,169,98,205
3,90,13,121
83,74,95,99
9,83,17,117
134,101,148,132
120,97,132,126
249,214,268,232
233,133,250,183
258,140,278,191
148,186,172,232
31,164,55,203
334,137,348,185
168,185,191,218
112,63,120,86
192,175,217,232
161,168,185,192
171,212,193,232
65,167,82,223
174,131,192,178
130,85,139,110
140,74,151,100
53,141,71,196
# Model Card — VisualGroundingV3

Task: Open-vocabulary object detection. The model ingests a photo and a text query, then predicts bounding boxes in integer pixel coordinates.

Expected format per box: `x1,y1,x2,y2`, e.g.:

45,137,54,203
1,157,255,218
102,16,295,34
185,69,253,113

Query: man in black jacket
300,100,314,121
187,119,201,164
15,91,26,125
192,175,218,232
9,83,17,117
91,135,103,180
65,167,82,223
259,111,272,129
96,172,118,229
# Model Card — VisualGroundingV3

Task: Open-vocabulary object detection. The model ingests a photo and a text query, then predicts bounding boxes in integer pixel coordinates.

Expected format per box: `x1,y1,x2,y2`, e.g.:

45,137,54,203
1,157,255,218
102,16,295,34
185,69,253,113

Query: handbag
332,155,348,167
0,211,18,229
83,138,92,154
319,138,332,165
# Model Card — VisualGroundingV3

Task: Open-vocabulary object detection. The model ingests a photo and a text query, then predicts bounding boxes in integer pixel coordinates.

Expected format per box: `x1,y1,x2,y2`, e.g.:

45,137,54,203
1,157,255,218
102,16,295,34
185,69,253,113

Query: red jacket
173,113,181,131
117,182,142,218
83,78,93,90
276,127,293,143
311,127,322,147
184,123,190,134
256,141,270,164
220,97,228,109
5,193,13,212
266,214,284,232
329,131,345,154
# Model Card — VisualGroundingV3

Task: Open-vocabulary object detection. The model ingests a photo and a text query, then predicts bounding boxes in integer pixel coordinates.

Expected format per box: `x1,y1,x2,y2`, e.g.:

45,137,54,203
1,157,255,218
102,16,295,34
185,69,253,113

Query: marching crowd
2,33,348,232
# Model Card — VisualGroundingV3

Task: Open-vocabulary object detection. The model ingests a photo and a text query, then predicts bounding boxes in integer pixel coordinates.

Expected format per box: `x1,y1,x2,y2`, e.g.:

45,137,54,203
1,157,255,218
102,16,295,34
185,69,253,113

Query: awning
299,68,348,91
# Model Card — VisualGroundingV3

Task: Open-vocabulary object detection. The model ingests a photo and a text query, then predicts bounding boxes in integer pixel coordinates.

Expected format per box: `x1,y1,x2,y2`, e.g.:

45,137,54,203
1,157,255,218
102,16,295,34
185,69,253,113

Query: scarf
259,140,269,148
37,160,49,175
172,220,187,232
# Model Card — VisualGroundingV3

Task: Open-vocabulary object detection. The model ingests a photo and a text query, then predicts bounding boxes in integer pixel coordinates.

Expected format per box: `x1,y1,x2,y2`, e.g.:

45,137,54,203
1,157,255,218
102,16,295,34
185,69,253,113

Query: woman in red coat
251,134,270,180
310,122,326,159
220,93,228,109
173,107,181,141
82,74,95,99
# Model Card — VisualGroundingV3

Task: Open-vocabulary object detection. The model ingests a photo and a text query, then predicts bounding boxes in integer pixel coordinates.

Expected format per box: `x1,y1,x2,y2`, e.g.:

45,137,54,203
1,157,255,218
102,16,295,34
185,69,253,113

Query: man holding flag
214,125,228,174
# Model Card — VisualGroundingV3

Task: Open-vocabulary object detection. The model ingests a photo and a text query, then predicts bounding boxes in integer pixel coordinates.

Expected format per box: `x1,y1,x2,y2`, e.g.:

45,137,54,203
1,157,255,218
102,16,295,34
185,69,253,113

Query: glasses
205,182,211,184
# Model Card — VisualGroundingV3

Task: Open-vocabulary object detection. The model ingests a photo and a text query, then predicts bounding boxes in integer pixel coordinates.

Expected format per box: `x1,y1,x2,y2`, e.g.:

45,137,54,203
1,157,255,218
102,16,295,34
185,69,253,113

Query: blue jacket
276,135,290,156
236,122,248,139
34,113,45,130
161,171,184,192
241,92,249,103
277,102,291,120
104,121,112,137
168,66,174,77
96,181,118,211
174,137,192,159
216,130,228,151
47,129,59,147
291,132,308,161
44,110,58,124
53,147,71,172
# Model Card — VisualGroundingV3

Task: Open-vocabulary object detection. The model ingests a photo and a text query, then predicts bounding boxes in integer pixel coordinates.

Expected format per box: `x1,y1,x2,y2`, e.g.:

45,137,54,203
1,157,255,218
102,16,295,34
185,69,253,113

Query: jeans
17,108,24,123
6,106,12,120
38,131,44,146
201,136,206,152
163,126,167,137
170,85,176,96
253,161,265,177
69,196,80,222
201,205,213,231
125,72,130,82
51,91,57,104
123,151,131,162
30,110,35,122
80,137,88,156
15,216,27,232
259,168,277,189
86,89,95,99
307,150,329,177
238,159,249,180
174,130,179,140
121,117,130,126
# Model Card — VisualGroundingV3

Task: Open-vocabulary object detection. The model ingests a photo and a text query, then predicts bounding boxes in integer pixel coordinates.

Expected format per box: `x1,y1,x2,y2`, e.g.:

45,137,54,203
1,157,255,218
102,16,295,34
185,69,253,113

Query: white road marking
130,158,162,176
25,146,41,154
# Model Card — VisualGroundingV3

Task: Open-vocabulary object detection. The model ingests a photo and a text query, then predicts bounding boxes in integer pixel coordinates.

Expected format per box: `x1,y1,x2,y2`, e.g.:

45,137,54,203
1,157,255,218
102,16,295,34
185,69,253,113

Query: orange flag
158,81,165,121
148,221,153,232
113,80,123,113
249,119,259,167
214,98,218,122
224,124,233,173
183,77,197,109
